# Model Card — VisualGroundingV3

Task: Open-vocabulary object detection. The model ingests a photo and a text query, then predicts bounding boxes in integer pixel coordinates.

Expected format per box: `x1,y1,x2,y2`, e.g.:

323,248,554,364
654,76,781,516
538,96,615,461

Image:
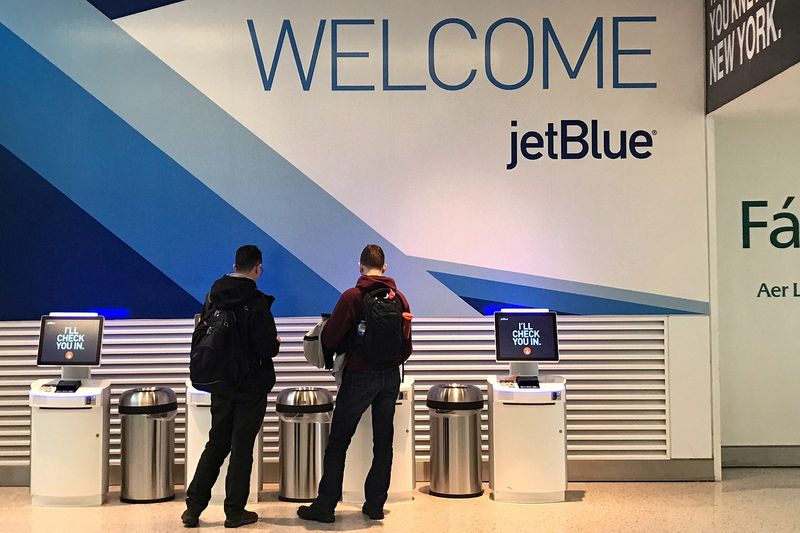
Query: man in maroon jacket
298,244,412,523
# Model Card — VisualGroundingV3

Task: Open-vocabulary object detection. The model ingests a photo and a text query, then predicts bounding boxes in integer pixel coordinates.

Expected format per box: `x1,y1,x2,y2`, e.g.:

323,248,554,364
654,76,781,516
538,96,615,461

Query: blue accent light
482,304,504,316
481,302,526,316
88,308,130,319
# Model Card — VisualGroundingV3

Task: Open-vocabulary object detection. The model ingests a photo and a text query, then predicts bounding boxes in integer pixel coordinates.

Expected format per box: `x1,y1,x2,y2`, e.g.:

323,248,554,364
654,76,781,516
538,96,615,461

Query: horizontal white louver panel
0,315,668,469
407,317,668,461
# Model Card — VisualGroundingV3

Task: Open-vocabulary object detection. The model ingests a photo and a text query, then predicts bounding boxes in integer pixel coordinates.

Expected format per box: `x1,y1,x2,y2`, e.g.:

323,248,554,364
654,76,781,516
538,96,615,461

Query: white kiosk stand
185,381,262,504
29,314,111,506
488,311,567,504
342,376,415,503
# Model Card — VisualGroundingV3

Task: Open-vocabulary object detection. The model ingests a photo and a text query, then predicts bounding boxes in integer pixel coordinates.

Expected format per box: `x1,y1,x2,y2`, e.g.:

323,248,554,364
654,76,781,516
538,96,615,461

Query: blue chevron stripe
0,22,340,316
86,1,186,20
0,144,202,320
429,271,708,315
0,0,476,316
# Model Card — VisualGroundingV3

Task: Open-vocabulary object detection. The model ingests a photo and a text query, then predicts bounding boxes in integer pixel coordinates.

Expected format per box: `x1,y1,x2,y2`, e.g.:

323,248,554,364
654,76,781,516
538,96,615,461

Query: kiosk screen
37,316,104,366
494,311,559,362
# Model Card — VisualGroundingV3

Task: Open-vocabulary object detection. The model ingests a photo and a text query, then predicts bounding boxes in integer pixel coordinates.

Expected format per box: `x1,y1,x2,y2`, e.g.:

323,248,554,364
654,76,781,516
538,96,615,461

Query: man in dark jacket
182,245,280,529
298,244,412,523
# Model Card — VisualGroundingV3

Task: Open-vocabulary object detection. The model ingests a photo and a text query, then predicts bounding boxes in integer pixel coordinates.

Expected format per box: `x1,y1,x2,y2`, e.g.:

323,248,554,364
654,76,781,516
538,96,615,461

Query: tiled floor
2,469,800,532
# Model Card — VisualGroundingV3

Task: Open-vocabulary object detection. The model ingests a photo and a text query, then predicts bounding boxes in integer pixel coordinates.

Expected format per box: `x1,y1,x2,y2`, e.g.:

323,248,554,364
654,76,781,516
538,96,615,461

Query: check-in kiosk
488,310,567,503
184,380,262,503
29,314,111,506
342,376,415,503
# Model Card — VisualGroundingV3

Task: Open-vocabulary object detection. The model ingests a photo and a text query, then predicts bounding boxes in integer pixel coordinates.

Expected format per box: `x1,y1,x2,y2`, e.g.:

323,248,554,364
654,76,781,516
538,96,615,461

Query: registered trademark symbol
652,130,657,135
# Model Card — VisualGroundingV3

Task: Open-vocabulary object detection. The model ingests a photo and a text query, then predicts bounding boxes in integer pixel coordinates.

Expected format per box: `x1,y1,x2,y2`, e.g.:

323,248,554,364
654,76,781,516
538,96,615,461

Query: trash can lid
276,387,334,413
119,387,178,414
426,383,484,410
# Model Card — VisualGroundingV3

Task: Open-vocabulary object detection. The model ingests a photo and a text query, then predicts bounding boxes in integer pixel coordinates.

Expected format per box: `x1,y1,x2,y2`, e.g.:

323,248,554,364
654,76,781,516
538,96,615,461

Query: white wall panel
0,316,676,472
666,316,712,458
715,116,800,447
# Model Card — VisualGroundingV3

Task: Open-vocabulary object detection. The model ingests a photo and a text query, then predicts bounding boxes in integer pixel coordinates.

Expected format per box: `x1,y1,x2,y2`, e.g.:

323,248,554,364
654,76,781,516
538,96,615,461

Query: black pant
315,366,401,513
186,390,267,517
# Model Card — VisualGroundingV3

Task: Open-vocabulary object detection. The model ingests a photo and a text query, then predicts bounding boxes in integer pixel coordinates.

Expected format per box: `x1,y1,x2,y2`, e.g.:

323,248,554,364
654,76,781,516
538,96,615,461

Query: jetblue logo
507,119,655,169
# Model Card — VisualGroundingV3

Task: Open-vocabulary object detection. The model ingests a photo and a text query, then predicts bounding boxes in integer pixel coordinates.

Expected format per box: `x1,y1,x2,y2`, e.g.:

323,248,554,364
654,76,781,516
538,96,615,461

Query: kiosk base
120,494,176,504
488,375,567,505
29,378,111,507
32,493,107,507
491,489,565,504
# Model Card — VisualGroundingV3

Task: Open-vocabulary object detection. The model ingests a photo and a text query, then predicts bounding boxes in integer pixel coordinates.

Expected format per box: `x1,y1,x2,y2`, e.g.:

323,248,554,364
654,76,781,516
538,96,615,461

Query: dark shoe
297,504,335,523
361,504,384,520
224,510,259,528
181,509,199,528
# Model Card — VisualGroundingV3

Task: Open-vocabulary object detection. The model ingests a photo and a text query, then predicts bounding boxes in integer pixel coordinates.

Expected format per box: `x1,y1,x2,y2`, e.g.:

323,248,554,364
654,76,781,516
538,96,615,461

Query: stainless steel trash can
119,387,178,503
276,387,334,502
427,383,484,498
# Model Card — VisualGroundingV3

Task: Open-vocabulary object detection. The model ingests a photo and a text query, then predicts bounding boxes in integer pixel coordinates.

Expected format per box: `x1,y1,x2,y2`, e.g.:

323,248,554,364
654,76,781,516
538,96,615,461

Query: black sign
706,0,800,113
493,311,559,362
37,316,104,366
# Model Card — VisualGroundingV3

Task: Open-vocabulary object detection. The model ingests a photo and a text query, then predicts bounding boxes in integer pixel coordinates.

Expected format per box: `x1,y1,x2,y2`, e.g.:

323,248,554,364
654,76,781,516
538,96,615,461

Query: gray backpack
303,318,328,369
303,317,348,384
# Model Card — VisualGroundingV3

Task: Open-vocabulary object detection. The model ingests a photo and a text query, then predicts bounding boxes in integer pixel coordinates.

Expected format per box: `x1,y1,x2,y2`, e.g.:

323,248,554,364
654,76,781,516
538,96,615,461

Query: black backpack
190,300,250,393
352,287,404,367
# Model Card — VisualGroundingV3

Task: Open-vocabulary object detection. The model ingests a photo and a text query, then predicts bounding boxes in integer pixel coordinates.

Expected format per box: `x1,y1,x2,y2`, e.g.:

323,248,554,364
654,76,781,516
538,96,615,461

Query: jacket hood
209,275,273,308
355,275,398,292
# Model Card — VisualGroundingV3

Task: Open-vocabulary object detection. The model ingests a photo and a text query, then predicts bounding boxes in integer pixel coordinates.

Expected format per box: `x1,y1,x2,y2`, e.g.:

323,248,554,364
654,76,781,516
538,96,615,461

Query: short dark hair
360,244,385,269
235,245,262,271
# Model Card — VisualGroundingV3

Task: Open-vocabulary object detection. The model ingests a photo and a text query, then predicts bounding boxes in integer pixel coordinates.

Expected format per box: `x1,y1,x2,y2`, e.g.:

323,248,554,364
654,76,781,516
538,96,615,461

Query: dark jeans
315,366,401,513
186,390,268,517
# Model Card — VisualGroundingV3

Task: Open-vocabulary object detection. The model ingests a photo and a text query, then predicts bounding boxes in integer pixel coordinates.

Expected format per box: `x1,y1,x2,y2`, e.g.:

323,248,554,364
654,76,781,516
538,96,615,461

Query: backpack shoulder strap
365,287,392,299
362,287,392,310
202,292,212,314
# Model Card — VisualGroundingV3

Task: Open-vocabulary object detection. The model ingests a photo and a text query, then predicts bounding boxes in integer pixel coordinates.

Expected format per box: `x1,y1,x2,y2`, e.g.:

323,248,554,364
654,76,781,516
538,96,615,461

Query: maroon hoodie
321,275,412,371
